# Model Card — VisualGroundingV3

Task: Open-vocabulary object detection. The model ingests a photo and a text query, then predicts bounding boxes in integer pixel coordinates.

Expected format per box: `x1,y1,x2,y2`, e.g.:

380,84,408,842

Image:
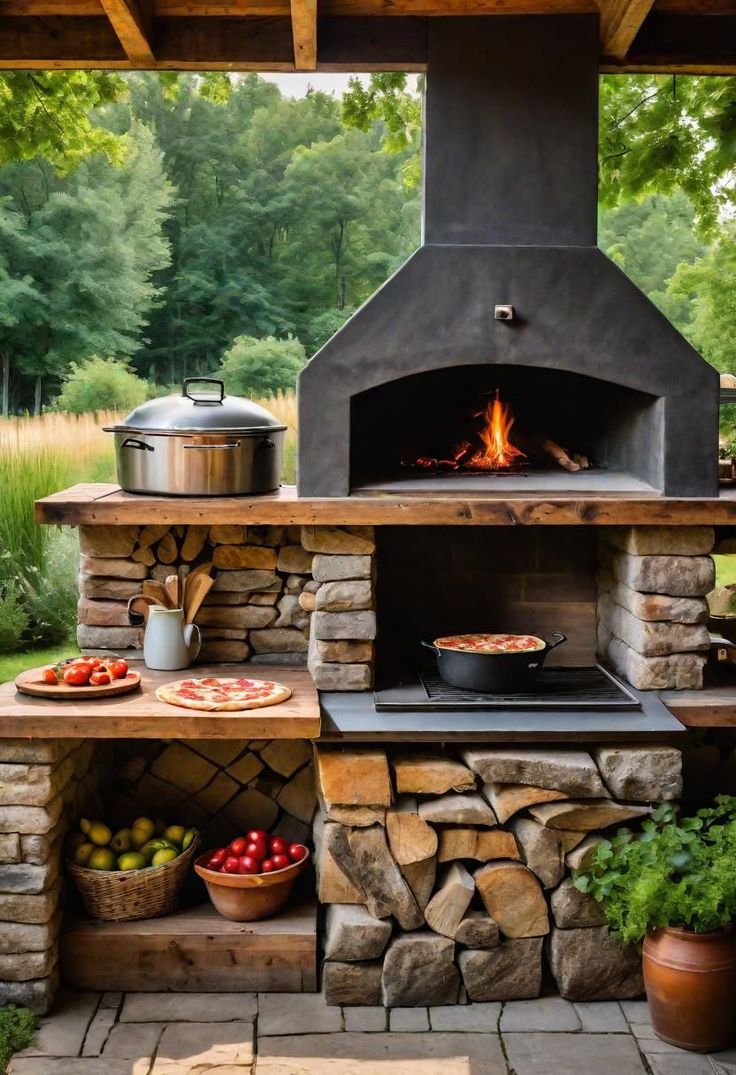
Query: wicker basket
66,835,200,923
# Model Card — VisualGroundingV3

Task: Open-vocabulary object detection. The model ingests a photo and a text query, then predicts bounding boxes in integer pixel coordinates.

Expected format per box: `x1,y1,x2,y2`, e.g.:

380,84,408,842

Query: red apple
246,839,267,860
261,858,276,872
271,854,290,871
222,855,240,874
206,848,227,870
229,837,248,857
238,855,259,874
288,843,307,863
247,829,268,843
269,836,288,856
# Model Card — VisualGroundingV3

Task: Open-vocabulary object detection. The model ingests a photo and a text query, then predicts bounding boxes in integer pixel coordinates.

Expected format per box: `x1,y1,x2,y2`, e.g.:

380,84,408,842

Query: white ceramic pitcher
144,606,201,671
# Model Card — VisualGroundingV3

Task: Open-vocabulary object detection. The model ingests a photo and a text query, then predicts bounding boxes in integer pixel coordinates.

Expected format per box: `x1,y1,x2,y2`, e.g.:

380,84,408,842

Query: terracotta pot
194,850,309,922
643,925,736,1052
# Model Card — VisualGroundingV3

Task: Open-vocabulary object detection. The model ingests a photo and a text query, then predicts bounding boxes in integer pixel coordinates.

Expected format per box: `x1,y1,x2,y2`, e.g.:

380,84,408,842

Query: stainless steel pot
104,378,286,496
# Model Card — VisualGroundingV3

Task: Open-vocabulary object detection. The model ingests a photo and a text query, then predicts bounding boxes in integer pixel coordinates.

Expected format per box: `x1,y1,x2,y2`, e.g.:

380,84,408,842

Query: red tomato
271,854,290,871
90,671,111,686
238,855,259,874
222,856,240,874
206,848,227,870
229,837,248,857
269,836,288,856
42,668,58,685
108,659,129,680
245,841,266,861
247,830,268,844
63,664,93,687
288,844,307,863
88,657,103,668
261,858,276,872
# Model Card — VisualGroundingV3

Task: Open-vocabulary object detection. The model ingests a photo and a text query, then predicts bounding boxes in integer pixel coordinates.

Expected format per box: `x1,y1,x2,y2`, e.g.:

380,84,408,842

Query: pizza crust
156,677,292,712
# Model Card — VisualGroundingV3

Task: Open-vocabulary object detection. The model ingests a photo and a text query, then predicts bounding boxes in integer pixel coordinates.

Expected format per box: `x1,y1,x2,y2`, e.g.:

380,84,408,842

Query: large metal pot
104,378,286,496
421,632,567,692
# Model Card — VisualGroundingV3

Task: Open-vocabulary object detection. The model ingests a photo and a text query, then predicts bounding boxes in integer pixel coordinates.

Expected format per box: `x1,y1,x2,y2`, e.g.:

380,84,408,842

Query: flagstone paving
7,989,729,1074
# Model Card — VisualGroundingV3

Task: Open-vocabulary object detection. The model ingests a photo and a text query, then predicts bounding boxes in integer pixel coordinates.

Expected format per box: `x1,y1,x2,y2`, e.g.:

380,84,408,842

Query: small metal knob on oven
494,305,515,321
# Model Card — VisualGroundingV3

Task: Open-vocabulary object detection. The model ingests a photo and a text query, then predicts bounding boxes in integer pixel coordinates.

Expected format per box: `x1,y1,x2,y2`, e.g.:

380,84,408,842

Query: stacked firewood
314,745,682,1007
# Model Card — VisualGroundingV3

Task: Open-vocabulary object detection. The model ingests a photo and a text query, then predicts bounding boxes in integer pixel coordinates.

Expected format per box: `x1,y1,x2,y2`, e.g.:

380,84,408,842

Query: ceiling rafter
597,0,655,59
99,0,155,63
290,0,317,68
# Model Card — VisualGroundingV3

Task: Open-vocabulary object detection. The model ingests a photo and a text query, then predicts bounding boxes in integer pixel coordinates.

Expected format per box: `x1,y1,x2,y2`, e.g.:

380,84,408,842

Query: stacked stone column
0,738,96,1012
597,526,714,689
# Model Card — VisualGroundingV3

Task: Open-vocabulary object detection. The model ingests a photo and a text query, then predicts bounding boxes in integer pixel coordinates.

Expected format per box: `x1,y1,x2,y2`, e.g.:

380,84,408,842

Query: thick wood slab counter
0,664,319,740
663,685,736,728
35,482,736,527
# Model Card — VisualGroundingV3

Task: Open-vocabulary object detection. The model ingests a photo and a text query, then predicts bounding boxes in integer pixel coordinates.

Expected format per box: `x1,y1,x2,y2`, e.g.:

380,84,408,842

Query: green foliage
0,1006,37,1071
0,72,125,173
220,336,306,397
342,73,422,188
574,797,736,943
0,585,29,653
23,529,79,647
55,358,148,415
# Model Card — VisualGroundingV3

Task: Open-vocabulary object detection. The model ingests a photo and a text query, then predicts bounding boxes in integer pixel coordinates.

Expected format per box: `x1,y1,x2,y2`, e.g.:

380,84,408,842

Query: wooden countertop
662,685,736,728
35,482,736,528
0,664,320,740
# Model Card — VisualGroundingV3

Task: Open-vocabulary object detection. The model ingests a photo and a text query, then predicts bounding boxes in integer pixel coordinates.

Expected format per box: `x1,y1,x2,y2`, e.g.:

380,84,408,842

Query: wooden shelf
0,663,320,740
35,482,736,528
61,895,317,993
662,684,736,728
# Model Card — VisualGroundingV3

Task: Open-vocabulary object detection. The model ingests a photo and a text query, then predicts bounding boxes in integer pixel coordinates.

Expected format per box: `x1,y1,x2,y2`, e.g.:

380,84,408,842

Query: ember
409,389,529,473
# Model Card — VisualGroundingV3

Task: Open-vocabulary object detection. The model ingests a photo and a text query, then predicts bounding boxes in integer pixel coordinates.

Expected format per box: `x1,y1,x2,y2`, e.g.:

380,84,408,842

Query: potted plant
573,797,736,1053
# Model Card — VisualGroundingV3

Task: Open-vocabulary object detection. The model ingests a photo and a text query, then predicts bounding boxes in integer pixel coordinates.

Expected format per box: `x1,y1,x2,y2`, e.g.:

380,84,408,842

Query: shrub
0,1006,37,1071
55,357,147,414
219,336,306,398
574,797,736,943
23,529,79,647
0,584,29,652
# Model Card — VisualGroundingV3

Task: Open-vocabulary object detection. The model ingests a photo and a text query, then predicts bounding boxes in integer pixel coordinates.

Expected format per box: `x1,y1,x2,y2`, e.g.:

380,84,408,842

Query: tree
55,357,148,414
0,72,125,173
220,336,306,397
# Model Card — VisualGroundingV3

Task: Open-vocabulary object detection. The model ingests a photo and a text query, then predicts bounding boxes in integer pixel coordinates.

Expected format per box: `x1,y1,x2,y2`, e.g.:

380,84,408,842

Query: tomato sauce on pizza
156,676,292,711
434,633,546,654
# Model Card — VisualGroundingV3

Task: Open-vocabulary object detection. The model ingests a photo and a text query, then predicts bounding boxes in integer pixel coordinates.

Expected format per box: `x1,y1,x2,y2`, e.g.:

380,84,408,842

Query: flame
463,389,526,470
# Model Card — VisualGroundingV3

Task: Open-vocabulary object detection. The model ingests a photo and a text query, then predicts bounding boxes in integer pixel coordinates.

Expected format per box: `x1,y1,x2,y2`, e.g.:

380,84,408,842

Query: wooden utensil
188,561,213,581
165,574,180,609
184,573,214,624
142,580,170,607
128,595,159,626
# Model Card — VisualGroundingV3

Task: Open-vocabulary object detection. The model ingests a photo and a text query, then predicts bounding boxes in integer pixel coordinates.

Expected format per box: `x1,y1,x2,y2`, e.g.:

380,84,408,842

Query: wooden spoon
185,573,214,624
165,574,180,609
142,580,169,607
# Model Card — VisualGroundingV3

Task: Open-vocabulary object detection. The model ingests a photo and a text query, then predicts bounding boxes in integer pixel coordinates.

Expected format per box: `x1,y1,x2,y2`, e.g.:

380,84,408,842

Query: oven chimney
423,16,599,248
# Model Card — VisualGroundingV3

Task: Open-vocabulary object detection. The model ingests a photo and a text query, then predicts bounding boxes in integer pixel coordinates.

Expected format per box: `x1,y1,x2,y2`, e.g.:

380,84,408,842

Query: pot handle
420,640,440,657
546,632,568,651
183,377,225,404
121,437,154,452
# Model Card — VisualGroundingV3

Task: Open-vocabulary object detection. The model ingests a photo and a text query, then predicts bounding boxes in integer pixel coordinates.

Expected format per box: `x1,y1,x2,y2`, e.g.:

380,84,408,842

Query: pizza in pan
156,676,292,711
434,633,546,654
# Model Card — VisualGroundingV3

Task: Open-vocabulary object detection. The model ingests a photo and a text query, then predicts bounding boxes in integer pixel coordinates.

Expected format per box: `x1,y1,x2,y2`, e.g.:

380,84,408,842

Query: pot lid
109,378,287,434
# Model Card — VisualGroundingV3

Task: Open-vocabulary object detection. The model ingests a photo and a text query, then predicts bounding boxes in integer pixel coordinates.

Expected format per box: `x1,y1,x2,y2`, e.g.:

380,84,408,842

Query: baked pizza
156,676,292,711
434,633,546,654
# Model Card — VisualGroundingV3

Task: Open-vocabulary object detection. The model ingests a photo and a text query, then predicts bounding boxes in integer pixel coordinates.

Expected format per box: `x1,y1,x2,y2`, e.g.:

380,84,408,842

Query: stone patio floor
7,989,734,1074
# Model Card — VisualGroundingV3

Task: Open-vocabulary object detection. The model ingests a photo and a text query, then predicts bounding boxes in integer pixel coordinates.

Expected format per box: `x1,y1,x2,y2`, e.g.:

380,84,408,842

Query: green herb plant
573,796,736,944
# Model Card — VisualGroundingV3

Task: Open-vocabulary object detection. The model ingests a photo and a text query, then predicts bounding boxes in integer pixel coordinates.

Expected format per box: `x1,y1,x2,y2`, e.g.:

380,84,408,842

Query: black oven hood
297,14,718,498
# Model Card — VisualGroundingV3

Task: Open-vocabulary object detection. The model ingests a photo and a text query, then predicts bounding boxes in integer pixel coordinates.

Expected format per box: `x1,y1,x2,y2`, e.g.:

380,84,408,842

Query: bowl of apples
194,830,309,921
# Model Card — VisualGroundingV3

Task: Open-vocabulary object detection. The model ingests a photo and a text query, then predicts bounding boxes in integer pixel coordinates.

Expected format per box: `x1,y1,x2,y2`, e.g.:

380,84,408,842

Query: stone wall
0,739,97,1013
596,526,714,690
313,744,682,1007
77,524,376,690
103,738,317,852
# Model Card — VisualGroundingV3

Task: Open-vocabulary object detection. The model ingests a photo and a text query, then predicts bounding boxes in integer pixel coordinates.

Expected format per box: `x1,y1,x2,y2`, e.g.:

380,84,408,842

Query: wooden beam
597,0,655,59
609,11,736,72
290,0,316,68
99,0,155,62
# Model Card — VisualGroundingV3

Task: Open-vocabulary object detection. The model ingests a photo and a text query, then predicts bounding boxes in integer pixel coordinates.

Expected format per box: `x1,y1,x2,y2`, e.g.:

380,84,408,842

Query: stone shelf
0,664,320,739
34,483,736,528
662,684,736,727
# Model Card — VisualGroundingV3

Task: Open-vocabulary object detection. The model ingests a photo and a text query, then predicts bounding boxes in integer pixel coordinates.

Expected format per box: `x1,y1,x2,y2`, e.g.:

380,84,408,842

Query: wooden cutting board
15,667,142,701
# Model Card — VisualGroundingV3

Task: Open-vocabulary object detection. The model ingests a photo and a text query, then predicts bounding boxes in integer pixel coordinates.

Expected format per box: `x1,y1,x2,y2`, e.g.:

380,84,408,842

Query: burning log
404,389,591,475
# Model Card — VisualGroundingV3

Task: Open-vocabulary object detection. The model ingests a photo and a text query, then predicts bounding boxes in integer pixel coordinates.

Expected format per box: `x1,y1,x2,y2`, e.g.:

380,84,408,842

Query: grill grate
374,665,640,711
